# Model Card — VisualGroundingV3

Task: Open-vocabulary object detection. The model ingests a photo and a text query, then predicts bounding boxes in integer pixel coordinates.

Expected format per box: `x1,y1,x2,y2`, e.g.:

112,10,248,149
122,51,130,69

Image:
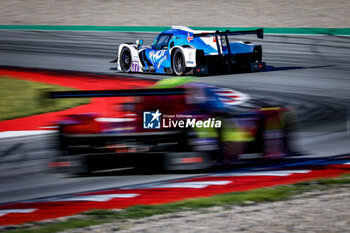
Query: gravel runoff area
1,0,349,28
62,187,350,233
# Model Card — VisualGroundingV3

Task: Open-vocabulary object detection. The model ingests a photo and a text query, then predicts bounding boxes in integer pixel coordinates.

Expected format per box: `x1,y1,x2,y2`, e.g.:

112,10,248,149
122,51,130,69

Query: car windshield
153,34,172,50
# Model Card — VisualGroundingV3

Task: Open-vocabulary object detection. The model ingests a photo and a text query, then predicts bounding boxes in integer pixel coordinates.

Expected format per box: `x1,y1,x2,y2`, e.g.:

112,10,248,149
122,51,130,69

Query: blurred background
0,0,349,27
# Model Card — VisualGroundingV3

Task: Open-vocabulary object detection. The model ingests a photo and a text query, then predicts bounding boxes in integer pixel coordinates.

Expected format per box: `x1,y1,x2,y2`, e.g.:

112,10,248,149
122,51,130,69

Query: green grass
3,174,350,233
0,76,89,121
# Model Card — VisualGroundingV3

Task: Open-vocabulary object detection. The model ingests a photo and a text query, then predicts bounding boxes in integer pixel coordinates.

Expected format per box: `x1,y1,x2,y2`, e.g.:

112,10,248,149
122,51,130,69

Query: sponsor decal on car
131,61,139,72
157,55,168,69
149,50,166,64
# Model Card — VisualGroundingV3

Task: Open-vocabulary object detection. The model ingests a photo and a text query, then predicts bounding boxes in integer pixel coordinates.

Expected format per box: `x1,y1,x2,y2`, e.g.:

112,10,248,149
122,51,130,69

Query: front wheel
172,49,189,76
120,47,132,72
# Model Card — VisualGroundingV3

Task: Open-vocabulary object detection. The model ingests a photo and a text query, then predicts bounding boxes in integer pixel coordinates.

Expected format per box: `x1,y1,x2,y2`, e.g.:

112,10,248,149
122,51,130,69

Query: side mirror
136,39,143,49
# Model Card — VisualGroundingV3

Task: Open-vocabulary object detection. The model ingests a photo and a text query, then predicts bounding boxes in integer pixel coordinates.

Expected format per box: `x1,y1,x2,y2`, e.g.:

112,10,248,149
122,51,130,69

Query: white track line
212,170,311,177
0,118,134,139
0,130,57,139
149,181,232,189
0,209,37,217
58,193,139,202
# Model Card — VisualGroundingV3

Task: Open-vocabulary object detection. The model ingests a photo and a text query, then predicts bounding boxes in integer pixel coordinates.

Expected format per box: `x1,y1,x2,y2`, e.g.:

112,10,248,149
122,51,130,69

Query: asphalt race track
0,30,350,204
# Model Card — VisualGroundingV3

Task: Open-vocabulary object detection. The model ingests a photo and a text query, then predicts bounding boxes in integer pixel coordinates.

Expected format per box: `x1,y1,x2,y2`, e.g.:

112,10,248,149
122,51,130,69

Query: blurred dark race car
49,77,295,173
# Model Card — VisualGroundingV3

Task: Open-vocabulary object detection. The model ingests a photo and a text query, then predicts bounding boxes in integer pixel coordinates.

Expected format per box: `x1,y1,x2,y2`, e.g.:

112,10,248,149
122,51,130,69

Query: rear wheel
172,49,189,76
120,47,132,72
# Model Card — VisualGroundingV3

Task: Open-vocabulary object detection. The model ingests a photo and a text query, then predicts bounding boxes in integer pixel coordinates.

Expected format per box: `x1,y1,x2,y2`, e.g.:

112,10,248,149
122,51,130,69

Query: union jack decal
187,32,193,43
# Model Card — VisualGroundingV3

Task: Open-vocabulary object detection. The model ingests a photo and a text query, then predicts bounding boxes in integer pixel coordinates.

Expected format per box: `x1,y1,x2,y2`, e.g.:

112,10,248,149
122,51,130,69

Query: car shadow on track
264,64,336,72
66,157,311,178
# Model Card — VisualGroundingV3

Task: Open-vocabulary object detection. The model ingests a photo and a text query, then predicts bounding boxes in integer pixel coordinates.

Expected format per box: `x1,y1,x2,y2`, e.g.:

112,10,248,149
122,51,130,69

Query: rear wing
193,28,263,39
193,28,263,56
48,88,185,98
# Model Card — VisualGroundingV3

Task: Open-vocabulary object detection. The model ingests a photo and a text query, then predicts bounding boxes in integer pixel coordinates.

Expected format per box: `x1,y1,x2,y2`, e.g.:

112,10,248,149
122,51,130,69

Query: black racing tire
120,47,132,72
172,49,189,76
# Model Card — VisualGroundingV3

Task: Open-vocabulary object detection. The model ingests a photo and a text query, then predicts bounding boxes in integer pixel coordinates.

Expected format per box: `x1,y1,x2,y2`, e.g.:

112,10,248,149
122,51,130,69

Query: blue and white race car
112,26,266,76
